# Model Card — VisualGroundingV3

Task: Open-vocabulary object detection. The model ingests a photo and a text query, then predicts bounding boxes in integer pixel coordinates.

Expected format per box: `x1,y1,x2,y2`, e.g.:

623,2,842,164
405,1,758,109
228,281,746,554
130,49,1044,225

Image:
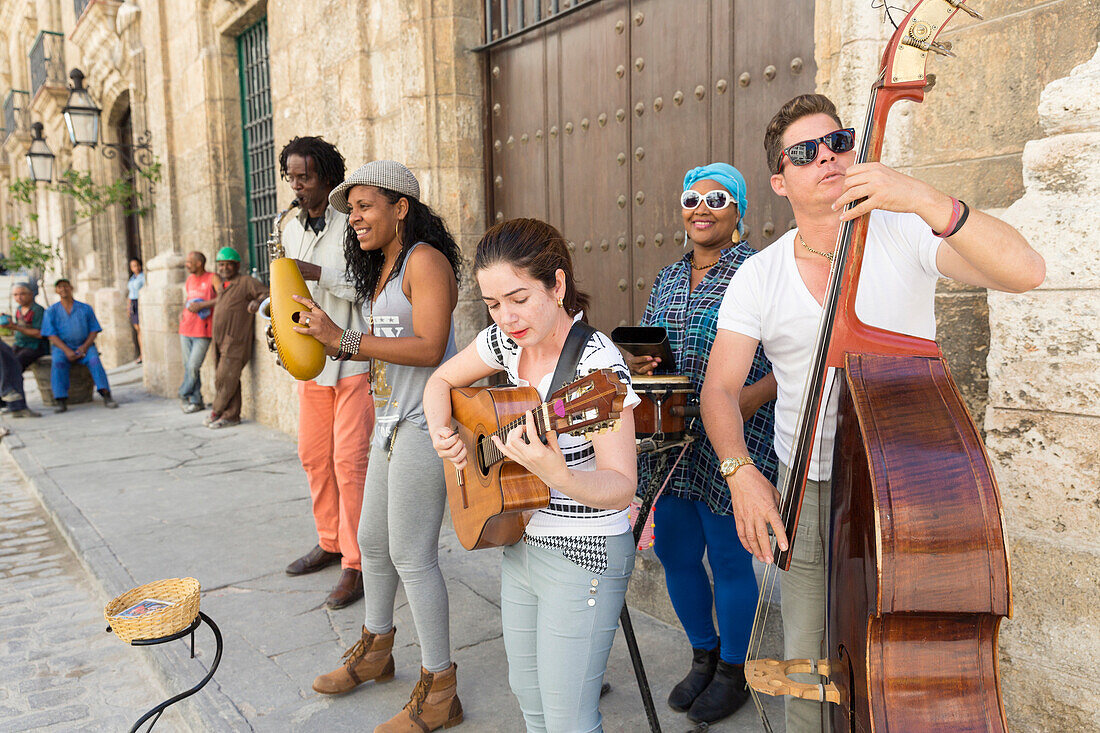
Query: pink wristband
932,197,962,238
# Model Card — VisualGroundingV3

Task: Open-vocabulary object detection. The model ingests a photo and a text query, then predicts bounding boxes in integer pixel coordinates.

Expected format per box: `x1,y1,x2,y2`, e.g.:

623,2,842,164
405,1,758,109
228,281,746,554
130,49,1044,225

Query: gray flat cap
329,160,420,213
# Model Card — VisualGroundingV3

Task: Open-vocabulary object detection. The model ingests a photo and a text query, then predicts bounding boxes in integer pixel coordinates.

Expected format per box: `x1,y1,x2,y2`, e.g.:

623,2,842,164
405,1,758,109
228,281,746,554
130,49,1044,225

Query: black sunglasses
777,128,856,171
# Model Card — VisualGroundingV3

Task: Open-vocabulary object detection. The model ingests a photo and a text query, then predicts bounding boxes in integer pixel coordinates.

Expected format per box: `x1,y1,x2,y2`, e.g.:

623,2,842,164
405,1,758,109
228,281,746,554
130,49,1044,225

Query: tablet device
611,326,675,370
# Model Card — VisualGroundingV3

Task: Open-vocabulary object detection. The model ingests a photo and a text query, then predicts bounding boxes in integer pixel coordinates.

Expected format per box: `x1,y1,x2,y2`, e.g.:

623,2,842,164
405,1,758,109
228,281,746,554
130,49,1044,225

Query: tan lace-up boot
312,626,396,695
374,663,463,732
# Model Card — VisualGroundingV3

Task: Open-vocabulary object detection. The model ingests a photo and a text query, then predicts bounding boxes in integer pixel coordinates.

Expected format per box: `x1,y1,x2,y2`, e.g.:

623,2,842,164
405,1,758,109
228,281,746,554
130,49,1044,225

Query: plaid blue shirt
638,244,777,515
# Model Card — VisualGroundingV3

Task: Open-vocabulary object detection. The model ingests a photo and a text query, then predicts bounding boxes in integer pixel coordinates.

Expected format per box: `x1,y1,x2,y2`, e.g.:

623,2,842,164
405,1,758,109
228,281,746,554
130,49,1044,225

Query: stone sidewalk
0,451,175,731
0,364,784,732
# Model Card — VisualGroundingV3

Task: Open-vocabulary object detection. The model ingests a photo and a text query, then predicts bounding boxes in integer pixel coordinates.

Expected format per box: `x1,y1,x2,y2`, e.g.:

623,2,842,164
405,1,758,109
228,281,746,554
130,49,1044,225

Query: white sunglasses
680,189,734,211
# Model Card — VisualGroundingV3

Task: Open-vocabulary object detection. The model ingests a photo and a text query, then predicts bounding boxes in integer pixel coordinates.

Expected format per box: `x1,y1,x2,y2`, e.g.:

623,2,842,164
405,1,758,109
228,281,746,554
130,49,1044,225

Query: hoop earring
682,230,690,248
395,221,402,247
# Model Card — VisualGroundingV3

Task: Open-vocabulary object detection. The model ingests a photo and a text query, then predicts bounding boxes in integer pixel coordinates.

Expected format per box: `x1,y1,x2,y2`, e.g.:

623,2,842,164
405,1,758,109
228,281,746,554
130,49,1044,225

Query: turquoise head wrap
682,163,748,235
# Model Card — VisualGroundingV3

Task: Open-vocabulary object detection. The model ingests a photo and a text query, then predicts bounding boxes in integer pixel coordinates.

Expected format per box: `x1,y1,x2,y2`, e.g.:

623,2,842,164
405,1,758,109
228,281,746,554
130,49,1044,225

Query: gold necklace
689,251,719,271
798,232,834,263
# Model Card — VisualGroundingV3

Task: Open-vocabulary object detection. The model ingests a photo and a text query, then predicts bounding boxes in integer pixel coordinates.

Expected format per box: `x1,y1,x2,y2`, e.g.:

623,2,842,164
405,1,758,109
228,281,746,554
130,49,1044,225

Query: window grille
236,18,277,282
478,0,605,51
2,90,30,143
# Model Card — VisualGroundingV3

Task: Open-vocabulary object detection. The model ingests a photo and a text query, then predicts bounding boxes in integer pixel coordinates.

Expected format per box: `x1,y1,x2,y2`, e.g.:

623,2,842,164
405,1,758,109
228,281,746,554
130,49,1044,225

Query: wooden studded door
485,0,815,332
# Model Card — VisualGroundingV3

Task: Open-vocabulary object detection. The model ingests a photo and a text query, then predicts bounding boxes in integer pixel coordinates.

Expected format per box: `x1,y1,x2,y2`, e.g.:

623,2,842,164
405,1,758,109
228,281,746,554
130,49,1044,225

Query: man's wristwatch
719,456,755,479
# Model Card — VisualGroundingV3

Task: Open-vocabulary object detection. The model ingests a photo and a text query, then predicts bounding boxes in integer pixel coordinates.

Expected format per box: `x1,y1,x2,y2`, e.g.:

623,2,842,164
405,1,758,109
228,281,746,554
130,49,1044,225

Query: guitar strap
548,320,597,396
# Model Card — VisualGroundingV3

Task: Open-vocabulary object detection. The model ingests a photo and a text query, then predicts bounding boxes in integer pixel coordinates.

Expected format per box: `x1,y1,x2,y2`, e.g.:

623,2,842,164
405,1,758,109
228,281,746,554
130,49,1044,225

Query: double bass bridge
745,657,841,705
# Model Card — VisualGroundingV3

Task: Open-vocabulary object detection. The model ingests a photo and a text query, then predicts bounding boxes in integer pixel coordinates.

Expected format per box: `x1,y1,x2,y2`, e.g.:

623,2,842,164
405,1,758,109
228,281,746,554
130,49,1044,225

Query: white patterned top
474,314,640,569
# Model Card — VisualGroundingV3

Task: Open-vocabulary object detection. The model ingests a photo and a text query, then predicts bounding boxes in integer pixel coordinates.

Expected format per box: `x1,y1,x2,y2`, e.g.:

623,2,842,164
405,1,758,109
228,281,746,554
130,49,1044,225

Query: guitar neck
479,402,556,470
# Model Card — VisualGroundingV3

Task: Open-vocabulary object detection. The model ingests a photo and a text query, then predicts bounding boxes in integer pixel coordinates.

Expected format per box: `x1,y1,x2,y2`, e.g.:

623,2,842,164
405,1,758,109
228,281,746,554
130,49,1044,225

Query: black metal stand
106,612,223,733
614,438,692,733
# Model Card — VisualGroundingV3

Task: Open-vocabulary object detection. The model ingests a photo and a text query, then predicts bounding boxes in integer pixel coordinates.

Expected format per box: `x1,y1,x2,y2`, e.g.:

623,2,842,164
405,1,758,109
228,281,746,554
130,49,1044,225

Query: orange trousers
297,373,374,570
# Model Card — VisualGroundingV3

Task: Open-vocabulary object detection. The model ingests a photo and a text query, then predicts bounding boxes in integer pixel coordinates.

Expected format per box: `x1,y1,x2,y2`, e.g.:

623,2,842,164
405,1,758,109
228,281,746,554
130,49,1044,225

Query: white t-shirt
475,314,640,537
717,210,943,480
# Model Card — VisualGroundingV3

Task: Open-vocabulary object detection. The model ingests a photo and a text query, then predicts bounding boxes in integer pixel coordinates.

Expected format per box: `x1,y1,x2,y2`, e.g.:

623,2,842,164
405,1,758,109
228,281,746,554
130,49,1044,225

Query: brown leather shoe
313,626,396,695
286,545,341,576
375,663,463,732
325,568,363,609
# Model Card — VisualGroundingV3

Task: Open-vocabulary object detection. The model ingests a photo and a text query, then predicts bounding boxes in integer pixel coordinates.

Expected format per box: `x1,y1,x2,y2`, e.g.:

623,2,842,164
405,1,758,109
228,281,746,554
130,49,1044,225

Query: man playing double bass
700,93,1045,732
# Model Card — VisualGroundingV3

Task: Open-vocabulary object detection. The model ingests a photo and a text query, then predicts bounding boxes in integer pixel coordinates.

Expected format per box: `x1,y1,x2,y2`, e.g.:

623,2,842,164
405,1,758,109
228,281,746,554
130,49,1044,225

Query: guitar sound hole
475,435,490,478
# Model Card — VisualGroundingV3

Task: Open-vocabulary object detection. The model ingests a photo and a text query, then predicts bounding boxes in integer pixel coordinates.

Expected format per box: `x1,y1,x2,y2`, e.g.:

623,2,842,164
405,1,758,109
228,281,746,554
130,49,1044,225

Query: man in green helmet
206,246,268,429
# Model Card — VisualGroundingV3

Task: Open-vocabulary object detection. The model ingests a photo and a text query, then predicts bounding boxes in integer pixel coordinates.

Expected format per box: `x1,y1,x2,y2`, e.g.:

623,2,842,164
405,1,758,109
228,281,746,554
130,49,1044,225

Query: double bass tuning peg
931,41,955,57
947,0,984,20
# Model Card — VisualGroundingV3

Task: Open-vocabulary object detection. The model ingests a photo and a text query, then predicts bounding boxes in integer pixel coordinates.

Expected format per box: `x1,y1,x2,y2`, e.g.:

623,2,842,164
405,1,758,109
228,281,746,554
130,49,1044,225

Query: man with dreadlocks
279,136,374,610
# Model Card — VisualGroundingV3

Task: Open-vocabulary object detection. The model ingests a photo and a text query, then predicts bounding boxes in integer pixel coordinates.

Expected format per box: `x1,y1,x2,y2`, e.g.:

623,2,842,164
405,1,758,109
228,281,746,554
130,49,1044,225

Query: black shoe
668,646,718,711
686,660,750,724
286,545,342,575
12,408,41,418
99,390,119,408
54,399,68,413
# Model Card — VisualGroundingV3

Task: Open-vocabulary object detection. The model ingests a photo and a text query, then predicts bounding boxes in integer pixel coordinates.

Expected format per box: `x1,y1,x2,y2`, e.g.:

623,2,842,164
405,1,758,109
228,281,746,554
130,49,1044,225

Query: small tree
1,160,162,274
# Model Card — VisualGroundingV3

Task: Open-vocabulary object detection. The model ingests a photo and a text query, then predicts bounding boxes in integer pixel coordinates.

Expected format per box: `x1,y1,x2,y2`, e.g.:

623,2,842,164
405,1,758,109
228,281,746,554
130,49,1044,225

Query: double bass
745,1,1012,731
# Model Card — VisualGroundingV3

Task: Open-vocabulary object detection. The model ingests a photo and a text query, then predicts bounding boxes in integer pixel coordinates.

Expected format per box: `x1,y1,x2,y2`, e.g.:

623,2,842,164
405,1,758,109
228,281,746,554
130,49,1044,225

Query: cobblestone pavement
0,451,179,732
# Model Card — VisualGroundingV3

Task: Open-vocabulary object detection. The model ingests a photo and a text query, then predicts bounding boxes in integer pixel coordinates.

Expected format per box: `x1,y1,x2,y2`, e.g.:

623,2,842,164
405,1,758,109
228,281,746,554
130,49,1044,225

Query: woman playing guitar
423,218,640,733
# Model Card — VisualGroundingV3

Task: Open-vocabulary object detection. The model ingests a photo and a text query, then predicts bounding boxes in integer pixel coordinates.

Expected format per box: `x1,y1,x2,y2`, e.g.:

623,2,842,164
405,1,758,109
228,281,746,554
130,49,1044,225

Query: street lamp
62,68,101,147
59,67,153,173
25,122,55,183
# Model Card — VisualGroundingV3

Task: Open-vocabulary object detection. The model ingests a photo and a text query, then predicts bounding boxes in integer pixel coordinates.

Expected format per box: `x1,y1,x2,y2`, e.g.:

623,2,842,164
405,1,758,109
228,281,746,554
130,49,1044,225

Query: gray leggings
359,423,452,672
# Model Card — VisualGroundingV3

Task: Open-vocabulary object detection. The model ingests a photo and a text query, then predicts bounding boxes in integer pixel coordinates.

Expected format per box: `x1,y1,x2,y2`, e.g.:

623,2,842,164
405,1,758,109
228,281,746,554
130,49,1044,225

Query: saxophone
260,201,326,380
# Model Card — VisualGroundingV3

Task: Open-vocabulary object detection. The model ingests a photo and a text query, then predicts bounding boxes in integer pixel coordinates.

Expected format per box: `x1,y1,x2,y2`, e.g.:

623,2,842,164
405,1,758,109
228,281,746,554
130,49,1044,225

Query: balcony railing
29,31,65,99
74,0,92,19
2,90,30,143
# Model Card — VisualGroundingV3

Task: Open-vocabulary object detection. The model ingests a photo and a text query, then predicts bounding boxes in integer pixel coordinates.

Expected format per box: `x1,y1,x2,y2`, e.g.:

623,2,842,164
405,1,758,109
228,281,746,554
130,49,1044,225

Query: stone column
139,250,186,396
92,286,136,367
988,43,1100,731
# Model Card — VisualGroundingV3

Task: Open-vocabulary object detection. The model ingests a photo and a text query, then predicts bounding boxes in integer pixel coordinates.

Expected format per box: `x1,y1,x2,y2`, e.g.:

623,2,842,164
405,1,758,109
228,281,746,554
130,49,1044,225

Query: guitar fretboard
477,404,553,470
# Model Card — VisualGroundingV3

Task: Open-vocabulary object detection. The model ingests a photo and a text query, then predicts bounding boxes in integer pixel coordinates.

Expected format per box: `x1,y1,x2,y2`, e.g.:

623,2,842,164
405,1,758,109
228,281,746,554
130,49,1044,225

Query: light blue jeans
178,335,211,405
501,531,635,733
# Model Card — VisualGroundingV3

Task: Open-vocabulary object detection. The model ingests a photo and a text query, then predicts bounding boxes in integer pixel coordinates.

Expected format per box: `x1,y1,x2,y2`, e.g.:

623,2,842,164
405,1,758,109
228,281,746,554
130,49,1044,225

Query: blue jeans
50,345,110,399
501,532,635,733
178,335,211,405
0,340,28,410
652,494,758,664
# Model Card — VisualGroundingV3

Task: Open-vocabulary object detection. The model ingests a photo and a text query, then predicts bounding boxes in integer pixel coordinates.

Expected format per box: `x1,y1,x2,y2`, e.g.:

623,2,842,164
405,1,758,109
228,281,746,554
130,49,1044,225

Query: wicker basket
105,577,201,643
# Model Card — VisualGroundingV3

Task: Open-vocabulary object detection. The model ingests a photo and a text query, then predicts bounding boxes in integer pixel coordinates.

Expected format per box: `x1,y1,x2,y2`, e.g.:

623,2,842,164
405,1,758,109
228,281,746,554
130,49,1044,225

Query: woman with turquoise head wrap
631,162,778,725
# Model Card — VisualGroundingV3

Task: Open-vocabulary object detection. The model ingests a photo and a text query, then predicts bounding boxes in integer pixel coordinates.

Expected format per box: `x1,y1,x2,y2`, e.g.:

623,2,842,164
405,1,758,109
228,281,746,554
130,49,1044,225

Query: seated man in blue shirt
39,279,118,412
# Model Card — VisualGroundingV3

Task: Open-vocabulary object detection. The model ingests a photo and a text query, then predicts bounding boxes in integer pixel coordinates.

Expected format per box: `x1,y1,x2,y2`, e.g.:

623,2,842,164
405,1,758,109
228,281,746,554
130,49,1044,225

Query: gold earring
395,222,401,246
731,229,741,244
557,297,564,308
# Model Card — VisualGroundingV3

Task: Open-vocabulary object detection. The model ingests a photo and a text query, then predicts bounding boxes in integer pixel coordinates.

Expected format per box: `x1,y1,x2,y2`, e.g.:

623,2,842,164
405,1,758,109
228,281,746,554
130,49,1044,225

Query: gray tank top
365,242,457,450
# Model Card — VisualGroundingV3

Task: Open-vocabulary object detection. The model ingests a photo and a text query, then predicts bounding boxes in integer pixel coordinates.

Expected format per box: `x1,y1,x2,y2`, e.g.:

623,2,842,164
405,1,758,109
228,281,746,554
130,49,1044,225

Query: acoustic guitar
445,369,626,550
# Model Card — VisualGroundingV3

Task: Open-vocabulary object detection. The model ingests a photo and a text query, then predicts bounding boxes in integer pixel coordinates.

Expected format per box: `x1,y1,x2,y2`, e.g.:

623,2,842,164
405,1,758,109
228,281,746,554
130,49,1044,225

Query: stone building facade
0,0,1096,728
